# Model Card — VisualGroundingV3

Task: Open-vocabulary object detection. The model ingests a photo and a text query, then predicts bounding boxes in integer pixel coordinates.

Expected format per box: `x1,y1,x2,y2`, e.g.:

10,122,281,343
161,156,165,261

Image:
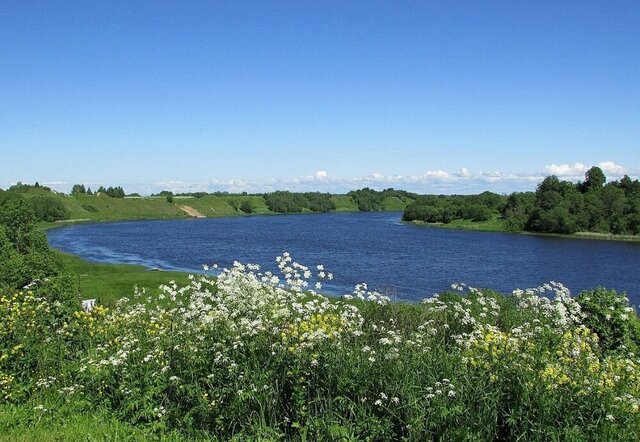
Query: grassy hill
10,187,412,223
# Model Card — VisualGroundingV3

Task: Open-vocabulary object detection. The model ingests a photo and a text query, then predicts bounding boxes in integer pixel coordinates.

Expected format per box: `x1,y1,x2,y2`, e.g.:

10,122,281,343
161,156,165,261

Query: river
47,212,640,303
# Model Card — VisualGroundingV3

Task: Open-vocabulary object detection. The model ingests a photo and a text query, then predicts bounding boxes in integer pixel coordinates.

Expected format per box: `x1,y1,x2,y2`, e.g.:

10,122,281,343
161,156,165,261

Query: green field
57,252,192,306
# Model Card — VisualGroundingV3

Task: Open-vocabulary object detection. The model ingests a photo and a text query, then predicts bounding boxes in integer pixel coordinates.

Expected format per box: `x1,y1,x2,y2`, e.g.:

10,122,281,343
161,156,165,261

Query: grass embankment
21,188,410,224
410,216,508,232
410,216,640,242
57,252,192,307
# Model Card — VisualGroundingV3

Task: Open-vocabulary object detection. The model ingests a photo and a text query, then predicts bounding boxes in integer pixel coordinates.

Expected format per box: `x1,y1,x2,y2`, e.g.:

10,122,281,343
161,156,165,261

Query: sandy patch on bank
179,205,206,218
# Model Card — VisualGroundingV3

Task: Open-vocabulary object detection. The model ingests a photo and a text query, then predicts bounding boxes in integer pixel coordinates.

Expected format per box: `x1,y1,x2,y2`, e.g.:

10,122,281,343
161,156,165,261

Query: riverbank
51,192,410,222
56,252,192,306
409,218,640,242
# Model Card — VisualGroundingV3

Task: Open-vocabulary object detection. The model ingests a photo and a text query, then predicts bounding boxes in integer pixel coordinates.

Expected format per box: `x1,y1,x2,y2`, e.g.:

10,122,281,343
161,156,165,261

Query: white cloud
544,162,588,176
424,169,452,179
543,160,627,178
7,160,635,196
314,170,328,179
597,160,626,175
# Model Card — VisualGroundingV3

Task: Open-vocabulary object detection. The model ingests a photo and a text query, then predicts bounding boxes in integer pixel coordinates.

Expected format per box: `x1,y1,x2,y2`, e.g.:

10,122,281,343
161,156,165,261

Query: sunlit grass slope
58,252,191,306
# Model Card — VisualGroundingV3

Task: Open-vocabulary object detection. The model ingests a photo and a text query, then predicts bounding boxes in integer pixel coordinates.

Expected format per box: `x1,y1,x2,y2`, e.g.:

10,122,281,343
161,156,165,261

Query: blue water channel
47,212,640,304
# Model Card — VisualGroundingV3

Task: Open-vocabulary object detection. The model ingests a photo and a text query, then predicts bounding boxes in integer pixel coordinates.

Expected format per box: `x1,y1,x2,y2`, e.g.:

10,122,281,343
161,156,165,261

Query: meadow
1,253,639,440
2,184,640,440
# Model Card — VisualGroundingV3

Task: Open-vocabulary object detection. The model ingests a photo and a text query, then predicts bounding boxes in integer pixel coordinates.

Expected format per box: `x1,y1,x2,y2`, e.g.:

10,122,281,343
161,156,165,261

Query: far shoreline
42,209,640,243
406,219,640,243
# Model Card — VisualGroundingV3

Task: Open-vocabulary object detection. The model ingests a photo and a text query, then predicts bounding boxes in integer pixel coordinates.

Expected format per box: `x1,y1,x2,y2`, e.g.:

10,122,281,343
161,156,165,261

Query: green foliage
577,288,640,353
348,188,417,212
0,193,36,253
403,169,640,237
80,203,98,213
96,186,126,198
503,192,536,230
71,184,86,195
30,196,69,222
7,182,52,193
264,191,308,213
403,192,505,224
526,171,640,235
263,191,336,213
166,194,174,203
1,261,639,440
226,197,240,210
581,166,606,192
0,195,64,290
348,187,384,211
240,200,253,214
303,192,336,212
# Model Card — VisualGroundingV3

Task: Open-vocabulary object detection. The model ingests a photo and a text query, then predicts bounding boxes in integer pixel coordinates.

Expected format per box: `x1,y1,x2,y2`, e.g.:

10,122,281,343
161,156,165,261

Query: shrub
30,196,69,222
240,200,253,214
577,287,640,352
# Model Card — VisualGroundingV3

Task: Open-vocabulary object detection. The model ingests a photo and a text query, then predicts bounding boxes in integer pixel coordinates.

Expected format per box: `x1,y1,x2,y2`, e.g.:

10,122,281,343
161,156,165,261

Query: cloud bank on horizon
12,160,637,196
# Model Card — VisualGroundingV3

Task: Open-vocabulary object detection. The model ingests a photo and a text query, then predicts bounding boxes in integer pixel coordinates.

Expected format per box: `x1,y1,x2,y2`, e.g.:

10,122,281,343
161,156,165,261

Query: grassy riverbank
15,187,410,224
409,217,640,242
57,252,192,306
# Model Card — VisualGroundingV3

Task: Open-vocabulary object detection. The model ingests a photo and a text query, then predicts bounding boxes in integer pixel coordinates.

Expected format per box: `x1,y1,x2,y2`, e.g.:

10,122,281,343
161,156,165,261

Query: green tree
71,184,86,195
0,193,36,253
528,176,582,234
31,196,69,222
581,166,606,193
502,192,536,231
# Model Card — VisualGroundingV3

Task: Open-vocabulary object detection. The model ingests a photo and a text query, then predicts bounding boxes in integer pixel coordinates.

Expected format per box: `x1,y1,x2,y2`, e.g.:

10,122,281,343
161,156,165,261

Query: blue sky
1,1,638,194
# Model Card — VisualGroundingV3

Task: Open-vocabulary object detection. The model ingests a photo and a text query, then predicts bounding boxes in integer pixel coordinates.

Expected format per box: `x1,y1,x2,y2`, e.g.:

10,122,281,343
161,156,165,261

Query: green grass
61,194,189,221
381,196,412,211
409,217,640,242
58,252,192,306
0,405,160,442
410,216,508,232
185,195,271,217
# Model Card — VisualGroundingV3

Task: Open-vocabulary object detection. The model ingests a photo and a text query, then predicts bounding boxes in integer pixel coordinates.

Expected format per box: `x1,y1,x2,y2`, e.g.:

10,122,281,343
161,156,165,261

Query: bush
30,196,69,222
240,200,253,214
577,287,640,352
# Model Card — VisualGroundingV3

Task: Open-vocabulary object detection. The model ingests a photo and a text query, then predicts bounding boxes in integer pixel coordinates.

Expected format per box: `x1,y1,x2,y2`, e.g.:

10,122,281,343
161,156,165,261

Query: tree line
403,167,640,235
403,191,506,224
263,191,336,213
72,184,126,198
348,188,417,211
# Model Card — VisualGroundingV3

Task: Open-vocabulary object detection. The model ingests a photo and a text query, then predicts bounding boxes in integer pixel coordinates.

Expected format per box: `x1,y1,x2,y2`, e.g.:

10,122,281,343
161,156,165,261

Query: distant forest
403,166,640,235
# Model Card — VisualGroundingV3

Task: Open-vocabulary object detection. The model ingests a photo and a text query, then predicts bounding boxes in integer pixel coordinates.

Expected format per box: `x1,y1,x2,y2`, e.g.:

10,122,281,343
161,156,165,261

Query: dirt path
178,205,206,218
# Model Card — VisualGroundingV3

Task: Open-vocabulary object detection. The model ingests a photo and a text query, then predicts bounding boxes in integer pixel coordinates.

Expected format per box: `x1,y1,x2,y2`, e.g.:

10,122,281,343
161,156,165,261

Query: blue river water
47,212,640,304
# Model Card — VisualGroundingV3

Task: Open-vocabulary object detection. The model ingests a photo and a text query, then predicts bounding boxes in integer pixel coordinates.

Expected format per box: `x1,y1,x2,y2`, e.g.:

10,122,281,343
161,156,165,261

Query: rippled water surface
47,212,640,303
